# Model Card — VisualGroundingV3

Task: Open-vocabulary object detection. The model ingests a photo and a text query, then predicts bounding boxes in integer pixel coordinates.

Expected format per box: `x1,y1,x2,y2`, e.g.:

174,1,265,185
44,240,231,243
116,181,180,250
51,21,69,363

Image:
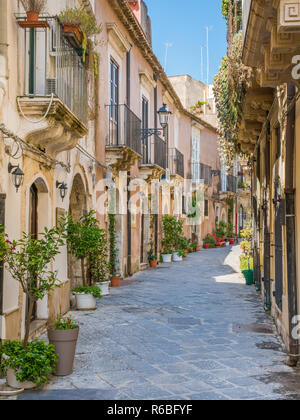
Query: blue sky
146,0,227,84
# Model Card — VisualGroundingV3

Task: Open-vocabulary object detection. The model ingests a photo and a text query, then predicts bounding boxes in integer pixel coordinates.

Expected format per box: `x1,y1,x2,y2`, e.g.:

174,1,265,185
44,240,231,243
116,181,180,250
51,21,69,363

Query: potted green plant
47,316,79,377
161,246,173,263
148,216,158,268
172,219,185,262
3,223,66,349
148,248,158,268
0,340,58,390
20,0,46,22
72,285,102,310
90,229,110,296
108,214,121,287
161,216,176,263
175,249,185,262
0,222,66,390
67,211,107,303
108,214,118,286
203,234,217,249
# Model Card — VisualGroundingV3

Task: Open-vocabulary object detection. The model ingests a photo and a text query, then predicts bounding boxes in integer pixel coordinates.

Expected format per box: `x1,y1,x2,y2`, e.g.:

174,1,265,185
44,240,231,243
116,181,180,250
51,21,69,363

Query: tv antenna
206,26,213,85
164,42,173,73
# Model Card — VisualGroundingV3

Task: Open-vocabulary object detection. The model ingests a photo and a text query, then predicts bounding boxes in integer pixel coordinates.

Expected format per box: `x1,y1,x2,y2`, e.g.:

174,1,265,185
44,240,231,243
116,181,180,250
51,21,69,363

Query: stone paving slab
3,245,300,400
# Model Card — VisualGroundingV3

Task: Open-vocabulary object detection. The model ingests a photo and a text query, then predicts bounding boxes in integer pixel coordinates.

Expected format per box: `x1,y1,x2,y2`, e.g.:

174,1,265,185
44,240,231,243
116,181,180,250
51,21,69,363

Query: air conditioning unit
46,78,56,95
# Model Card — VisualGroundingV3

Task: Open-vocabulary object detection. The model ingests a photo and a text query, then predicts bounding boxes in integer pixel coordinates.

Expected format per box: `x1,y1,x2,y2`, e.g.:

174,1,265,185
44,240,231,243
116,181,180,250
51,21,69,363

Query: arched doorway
27,178,49,322
68,173,87,289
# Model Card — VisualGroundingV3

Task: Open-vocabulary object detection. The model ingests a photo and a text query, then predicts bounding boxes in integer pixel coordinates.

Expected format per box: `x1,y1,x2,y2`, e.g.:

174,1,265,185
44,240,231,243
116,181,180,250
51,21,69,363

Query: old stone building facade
0,0,232,342
240,0,300,365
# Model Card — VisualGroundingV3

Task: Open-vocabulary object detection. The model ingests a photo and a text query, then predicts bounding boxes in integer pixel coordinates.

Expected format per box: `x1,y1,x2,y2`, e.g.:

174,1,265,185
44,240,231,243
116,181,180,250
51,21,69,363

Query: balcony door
110,59,119,146
142,96,150,163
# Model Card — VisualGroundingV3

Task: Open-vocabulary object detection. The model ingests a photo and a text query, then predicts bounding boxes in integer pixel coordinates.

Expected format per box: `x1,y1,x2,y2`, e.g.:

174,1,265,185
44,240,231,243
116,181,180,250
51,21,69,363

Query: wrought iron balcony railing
192,163,212,185
153,135,167,170
21,18,88,124
169,148,184,178
141,134,166,170
227,175,237,194
107,104,142,157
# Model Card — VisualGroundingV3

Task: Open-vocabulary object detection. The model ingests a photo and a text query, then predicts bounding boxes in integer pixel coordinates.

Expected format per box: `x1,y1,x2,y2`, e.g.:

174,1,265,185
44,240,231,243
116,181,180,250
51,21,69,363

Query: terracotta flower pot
26,11,39,21
48,328,79,377
111,276,121,287
63,24,83,47
204,244,209,249
149,260,158,268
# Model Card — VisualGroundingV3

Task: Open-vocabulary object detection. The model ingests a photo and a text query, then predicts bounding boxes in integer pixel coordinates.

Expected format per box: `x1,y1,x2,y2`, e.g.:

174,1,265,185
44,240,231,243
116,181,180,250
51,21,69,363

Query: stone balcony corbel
139,164,165,183
105,145,142,175
17,96,88,158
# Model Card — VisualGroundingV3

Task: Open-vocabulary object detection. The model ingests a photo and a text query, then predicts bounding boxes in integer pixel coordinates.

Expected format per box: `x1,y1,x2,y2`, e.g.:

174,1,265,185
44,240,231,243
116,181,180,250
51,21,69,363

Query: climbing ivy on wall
213,1,252,170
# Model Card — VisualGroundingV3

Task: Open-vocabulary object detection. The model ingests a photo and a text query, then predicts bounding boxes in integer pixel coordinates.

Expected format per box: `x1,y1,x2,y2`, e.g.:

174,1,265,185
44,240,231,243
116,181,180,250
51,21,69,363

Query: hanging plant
93,52,99,80
58,7,102,65
213,32,252,170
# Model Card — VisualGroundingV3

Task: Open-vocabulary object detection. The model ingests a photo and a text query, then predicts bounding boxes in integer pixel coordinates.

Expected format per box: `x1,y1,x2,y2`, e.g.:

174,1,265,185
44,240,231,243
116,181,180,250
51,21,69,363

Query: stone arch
68,173,88,289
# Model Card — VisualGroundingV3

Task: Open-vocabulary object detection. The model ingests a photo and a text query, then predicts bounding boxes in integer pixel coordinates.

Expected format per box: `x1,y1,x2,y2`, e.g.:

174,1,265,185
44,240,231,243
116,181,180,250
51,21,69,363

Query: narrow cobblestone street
14,246,300,400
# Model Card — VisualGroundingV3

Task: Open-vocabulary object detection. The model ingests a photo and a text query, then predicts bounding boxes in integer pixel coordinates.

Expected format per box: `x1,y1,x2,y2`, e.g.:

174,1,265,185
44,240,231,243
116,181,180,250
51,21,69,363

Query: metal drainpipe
285,83,299,366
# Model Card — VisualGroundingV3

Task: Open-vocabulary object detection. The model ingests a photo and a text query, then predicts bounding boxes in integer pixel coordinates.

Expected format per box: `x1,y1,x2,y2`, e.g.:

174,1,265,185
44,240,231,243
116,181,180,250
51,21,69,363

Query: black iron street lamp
56,181,68,202
8,163,24,192
141,103,172,140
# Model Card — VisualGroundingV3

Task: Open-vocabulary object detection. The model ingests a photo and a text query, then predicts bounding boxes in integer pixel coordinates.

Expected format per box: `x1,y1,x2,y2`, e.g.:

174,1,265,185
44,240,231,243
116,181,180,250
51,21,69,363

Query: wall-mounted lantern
157,103,172,129
56,181,68,202
8,163,24,192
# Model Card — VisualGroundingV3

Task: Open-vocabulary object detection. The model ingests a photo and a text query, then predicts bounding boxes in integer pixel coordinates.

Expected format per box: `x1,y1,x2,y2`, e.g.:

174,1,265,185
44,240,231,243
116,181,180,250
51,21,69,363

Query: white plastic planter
96,281,110,296
173,252,183,262
162,254,172,263
7,369,36,390
74,293,97,310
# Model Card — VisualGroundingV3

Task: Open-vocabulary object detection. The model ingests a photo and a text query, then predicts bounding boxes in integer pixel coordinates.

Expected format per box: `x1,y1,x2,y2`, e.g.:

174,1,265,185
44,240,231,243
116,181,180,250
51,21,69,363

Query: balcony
106,104,142,172
220,174,237,199
139,134,166,182
227,175,237,193
192,163,212,185
17,17,88,157
169,148,184,179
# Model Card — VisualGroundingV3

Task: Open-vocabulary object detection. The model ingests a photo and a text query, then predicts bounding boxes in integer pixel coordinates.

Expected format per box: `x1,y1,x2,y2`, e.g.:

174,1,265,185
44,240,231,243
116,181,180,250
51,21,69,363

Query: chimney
127,0,152,46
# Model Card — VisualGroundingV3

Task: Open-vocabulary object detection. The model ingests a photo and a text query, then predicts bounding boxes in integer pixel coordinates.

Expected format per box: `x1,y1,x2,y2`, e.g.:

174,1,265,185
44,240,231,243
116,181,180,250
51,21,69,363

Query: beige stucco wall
0,0,98,340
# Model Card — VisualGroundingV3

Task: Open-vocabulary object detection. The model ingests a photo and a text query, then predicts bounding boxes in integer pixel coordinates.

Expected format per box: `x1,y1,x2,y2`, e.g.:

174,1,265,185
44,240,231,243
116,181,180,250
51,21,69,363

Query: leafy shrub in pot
203,234,217,249
72,285,102,310
0,340,58,389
